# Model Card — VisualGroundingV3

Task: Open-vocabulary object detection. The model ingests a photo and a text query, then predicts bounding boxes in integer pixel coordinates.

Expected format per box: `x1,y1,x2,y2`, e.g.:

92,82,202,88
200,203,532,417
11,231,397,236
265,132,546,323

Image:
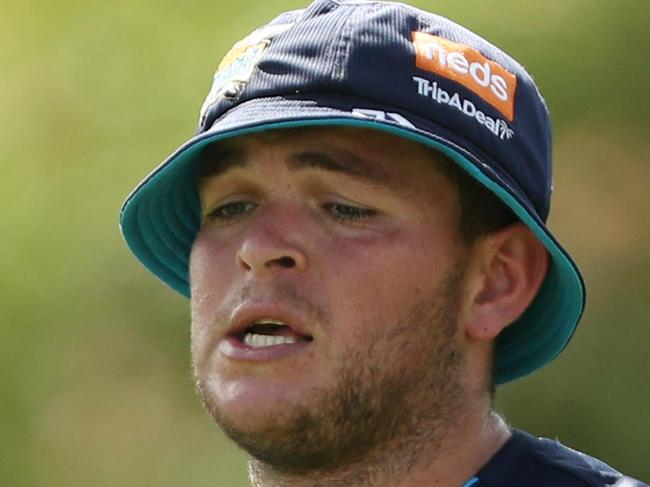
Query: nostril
270,256,295,268
237,240,306,273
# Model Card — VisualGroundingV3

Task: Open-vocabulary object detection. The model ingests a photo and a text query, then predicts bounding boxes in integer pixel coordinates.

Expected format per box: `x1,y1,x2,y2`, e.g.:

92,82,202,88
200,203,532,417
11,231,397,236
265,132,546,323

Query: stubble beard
193,263,466,480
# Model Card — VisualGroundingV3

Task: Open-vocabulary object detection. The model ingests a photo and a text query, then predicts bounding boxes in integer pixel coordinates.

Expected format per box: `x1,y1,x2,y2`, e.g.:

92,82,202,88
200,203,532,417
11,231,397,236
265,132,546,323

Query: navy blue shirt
462,430,648,486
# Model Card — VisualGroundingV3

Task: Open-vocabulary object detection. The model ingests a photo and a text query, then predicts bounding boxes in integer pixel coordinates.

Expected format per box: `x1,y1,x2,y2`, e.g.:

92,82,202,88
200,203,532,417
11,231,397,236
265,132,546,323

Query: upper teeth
254,318,287,326
244,333,296,348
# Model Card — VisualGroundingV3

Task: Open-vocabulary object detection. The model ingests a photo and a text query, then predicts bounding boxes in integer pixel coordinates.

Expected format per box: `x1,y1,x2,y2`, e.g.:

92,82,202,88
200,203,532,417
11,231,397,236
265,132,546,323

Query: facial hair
193,262,466,478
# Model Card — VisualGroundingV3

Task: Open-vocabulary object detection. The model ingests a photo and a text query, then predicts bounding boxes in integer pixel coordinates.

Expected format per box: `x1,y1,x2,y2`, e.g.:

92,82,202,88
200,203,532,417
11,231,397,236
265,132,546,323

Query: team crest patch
199,23,293,124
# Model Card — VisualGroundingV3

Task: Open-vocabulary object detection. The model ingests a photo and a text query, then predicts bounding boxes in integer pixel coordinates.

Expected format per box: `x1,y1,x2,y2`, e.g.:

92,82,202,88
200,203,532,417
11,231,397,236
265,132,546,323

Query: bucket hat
120,0,586,384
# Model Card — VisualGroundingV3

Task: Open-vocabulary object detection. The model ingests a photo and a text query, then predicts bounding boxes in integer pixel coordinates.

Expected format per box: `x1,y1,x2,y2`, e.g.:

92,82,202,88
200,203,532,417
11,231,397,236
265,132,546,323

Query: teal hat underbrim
120,108,585,385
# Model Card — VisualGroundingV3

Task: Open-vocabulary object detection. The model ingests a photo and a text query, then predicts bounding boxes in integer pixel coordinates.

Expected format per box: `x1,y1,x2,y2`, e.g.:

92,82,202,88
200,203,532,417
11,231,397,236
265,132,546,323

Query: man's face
190,126,473,471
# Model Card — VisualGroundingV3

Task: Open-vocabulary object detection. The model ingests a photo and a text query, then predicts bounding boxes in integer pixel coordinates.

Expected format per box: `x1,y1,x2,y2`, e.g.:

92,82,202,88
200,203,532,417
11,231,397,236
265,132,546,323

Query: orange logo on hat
413,32,517,121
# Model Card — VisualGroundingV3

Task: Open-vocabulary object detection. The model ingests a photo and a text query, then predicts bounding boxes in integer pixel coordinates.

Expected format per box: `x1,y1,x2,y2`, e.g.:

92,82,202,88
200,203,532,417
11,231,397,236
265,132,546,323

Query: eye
324,202,376,222
206,200,257,222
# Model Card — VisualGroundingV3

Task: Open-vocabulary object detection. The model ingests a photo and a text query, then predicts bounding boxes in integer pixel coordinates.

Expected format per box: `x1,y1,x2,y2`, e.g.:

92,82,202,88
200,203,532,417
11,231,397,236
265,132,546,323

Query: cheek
190,229,238,299
189,230,238,353
320,227,455,340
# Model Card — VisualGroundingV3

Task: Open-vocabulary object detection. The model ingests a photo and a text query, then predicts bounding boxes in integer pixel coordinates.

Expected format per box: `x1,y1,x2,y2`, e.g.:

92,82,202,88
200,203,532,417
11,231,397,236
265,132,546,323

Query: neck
247,408,510,487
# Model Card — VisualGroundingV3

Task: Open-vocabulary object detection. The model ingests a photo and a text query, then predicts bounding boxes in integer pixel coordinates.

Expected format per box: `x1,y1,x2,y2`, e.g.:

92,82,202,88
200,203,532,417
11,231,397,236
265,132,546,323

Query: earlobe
461,223,549,341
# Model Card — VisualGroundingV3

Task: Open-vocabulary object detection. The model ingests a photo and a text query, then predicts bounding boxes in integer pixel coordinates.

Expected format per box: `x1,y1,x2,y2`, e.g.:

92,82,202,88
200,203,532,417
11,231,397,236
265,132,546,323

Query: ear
459,223,549,341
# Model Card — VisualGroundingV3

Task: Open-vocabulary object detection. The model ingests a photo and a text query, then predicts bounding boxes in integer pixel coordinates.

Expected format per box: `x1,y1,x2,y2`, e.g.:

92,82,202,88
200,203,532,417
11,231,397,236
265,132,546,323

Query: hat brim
120,94,585,384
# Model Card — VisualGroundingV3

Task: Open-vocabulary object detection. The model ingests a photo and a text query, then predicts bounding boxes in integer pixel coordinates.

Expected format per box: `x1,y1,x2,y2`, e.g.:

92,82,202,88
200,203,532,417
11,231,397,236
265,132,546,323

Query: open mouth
235,319,314,349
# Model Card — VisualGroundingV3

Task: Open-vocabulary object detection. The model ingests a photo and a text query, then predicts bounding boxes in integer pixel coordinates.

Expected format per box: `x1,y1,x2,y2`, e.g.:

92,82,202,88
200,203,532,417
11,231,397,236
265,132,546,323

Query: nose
236,214,309,277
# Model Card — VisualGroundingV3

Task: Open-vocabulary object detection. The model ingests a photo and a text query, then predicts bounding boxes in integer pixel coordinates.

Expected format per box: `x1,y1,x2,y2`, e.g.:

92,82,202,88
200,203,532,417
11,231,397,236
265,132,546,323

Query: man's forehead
196,126,446,185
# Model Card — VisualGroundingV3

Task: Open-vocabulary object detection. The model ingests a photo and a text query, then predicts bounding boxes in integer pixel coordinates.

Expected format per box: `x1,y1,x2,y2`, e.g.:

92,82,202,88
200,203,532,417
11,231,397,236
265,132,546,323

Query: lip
227,302,314,339
219,335,312,361
218,302,315,362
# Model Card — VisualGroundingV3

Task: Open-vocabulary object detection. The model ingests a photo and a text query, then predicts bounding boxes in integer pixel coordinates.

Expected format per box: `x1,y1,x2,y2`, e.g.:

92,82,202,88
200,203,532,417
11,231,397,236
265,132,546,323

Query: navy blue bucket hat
120,0,585,384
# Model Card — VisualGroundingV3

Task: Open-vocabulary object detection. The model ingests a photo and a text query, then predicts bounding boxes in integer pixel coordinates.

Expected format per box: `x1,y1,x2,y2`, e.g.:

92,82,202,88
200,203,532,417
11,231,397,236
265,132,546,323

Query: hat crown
199,0,552,220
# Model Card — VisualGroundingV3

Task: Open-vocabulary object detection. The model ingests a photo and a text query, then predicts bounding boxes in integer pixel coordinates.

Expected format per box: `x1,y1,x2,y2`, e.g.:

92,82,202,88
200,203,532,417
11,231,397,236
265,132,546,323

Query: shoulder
528,432,646,486
476,429,648,487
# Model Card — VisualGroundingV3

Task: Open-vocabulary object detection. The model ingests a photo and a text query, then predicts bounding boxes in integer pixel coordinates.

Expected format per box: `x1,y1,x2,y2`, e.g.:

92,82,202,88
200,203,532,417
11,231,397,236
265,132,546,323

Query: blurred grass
1,0,648,485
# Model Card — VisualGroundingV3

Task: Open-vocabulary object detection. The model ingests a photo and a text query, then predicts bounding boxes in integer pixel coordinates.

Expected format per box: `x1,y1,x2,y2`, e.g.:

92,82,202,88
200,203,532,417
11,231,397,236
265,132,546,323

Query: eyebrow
287,150,391,186
197,144,246,181
197,144,393,188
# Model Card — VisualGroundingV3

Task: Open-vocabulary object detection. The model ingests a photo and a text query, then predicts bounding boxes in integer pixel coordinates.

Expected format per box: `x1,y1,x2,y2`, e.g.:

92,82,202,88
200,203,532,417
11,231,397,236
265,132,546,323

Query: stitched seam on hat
330,4,364,82
331,0,373,5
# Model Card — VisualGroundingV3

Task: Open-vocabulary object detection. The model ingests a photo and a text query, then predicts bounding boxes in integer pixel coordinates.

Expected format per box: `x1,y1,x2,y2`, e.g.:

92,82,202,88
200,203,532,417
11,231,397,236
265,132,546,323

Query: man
119,1,646,485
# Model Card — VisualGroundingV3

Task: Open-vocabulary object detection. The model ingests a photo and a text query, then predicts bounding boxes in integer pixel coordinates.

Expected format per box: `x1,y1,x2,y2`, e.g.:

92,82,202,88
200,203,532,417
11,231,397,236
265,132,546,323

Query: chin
210,398,349,472
197,380,338,471
196,374,315,432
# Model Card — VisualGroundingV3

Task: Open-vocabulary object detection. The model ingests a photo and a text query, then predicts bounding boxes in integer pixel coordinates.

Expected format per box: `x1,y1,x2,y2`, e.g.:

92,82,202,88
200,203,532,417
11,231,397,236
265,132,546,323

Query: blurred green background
2,0,648,485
